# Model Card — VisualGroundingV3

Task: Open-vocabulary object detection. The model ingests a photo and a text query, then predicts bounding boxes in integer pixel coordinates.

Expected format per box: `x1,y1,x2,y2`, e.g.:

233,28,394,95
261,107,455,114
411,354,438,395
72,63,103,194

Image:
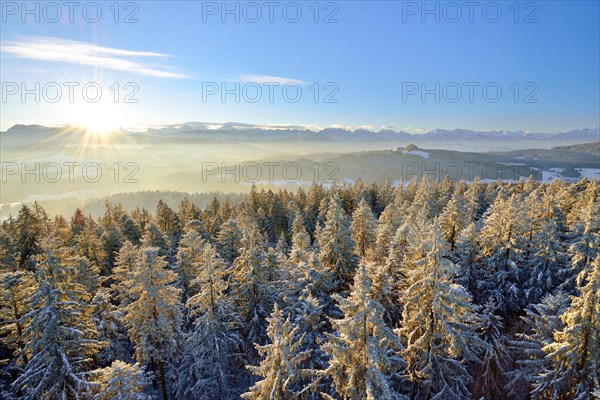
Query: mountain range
2,123,599,144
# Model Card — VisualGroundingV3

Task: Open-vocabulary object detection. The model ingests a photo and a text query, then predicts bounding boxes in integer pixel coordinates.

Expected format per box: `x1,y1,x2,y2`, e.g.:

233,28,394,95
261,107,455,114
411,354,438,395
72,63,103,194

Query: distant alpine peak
3,122,599,143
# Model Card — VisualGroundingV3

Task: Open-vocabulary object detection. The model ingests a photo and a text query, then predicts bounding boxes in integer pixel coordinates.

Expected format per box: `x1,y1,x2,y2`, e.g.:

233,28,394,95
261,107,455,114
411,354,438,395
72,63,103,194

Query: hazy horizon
2,2,599,132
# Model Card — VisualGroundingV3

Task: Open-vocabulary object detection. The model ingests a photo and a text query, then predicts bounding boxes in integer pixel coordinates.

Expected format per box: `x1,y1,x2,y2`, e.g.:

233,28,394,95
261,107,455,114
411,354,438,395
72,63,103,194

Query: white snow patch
406,150,429,159
23,190,95,202
577,168,600,180
541,170,562,183
0,202,22,208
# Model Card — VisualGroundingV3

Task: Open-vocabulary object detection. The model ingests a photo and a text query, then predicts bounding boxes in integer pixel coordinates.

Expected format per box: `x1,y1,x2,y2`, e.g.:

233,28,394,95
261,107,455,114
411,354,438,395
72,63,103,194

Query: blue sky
1,0,599,132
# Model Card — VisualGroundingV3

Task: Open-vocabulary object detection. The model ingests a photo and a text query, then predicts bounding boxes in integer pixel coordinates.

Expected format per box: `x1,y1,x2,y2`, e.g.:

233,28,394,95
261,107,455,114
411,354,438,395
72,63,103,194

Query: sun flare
65,101,125,136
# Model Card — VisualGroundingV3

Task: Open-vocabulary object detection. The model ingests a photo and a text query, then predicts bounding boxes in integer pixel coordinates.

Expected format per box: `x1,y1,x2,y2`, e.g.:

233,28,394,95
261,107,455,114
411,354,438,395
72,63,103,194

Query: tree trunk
158,358,168,400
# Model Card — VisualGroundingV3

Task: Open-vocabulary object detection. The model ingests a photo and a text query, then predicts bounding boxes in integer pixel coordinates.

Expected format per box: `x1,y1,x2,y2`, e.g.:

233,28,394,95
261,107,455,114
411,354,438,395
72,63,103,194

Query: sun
65,101,125,136
80,115,119,136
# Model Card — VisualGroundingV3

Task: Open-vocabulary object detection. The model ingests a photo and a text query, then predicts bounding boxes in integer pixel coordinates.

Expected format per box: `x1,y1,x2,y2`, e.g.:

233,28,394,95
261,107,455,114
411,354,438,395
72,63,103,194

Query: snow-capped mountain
2,123,598,145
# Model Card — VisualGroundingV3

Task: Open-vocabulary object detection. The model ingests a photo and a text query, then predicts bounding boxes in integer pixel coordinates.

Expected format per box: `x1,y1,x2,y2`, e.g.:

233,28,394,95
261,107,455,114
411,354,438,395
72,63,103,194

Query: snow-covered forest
1,177,598,400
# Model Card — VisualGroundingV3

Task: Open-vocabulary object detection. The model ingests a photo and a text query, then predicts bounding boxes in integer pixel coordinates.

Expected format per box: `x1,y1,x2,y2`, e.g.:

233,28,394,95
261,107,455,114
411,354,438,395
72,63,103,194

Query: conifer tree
176,242,242,400
318,195,358,293
121,247,182,400
290,213,311,264
90,360,151,400
453,222,482,296
175,221,206,303
567,196,599,287
140,222,169,258
536,256,600,399
111,240,141,307
438,193,466,252
524,209,567,304
351,198,378,259
323,263,405,400
397,223,486,399
14,237,103,399
121,217,143,245
479,192,528,314
231,224,274,347
242,304,313,400
178,197,202,226
156,199,181,241
91,288,129,364
371,204,401,264
74,223,106,272
15,205,41,270
0,270,34,366
473,299,511,399
508,291,570,397
72,255,101,295
216,218,243,265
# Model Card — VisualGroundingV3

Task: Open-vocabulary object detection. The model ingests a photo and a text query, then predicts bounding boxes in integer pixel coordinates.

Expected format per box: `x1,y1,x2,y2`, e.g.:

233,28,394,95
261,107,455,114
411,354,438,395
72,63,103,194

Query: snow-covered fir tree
524,204,568,304
288,286,329,376
72,255,100,295
175,220,206,303
567,195,599,288
290,213,312,264
507,290,570,397
13,237,103,399
89,360,151,400
322,262,405,400
74,222,106,273
371,203,401,265
121,247,182,400
176,242,243,400
15,205,41,270
397,223,487,400
479,192,529,314
472,298,511,399
0,270,34,367
230,223,275,348
438,192,466,252
318,195,358,294
91,288,129,364
351,198,378,259
536,255,600,399
216,217,243,265
111,240,141,307
452,222,482,296
242,304,314,400
140,222,170,258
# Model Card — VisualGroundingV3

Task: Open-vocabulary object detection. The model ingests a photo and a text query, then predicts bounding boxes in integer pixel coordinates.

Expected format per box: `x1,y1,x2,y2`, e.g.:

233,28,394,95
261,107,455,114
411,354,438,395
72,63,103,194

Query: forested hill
1,178,598,399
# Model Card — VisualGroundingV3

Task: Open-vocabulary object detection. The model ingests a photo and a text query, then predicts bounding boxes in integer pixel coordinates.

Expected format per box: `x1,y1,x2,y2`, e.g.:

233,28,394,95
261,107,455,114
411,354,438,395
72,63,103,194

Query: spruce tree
175,221,206,303
230,224,274,348
14,237,103,399
323,263,405,400
351,198,378,259
0,270,34,366
216,218,243,265
242,304,313,400
318,195,358,294
90,360,151,400
397,223,486,399
290,213,312,264
508,291,570,397
536,256,600,399
176,242,242,400
121,247,182,400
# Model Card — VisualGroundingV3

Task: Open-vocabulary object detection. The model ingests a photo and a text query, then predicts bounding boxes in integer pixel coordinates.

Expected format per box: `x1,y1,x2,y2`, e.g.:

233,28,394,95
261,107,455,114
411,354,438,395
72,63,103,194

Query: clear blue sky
1,0,599,132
